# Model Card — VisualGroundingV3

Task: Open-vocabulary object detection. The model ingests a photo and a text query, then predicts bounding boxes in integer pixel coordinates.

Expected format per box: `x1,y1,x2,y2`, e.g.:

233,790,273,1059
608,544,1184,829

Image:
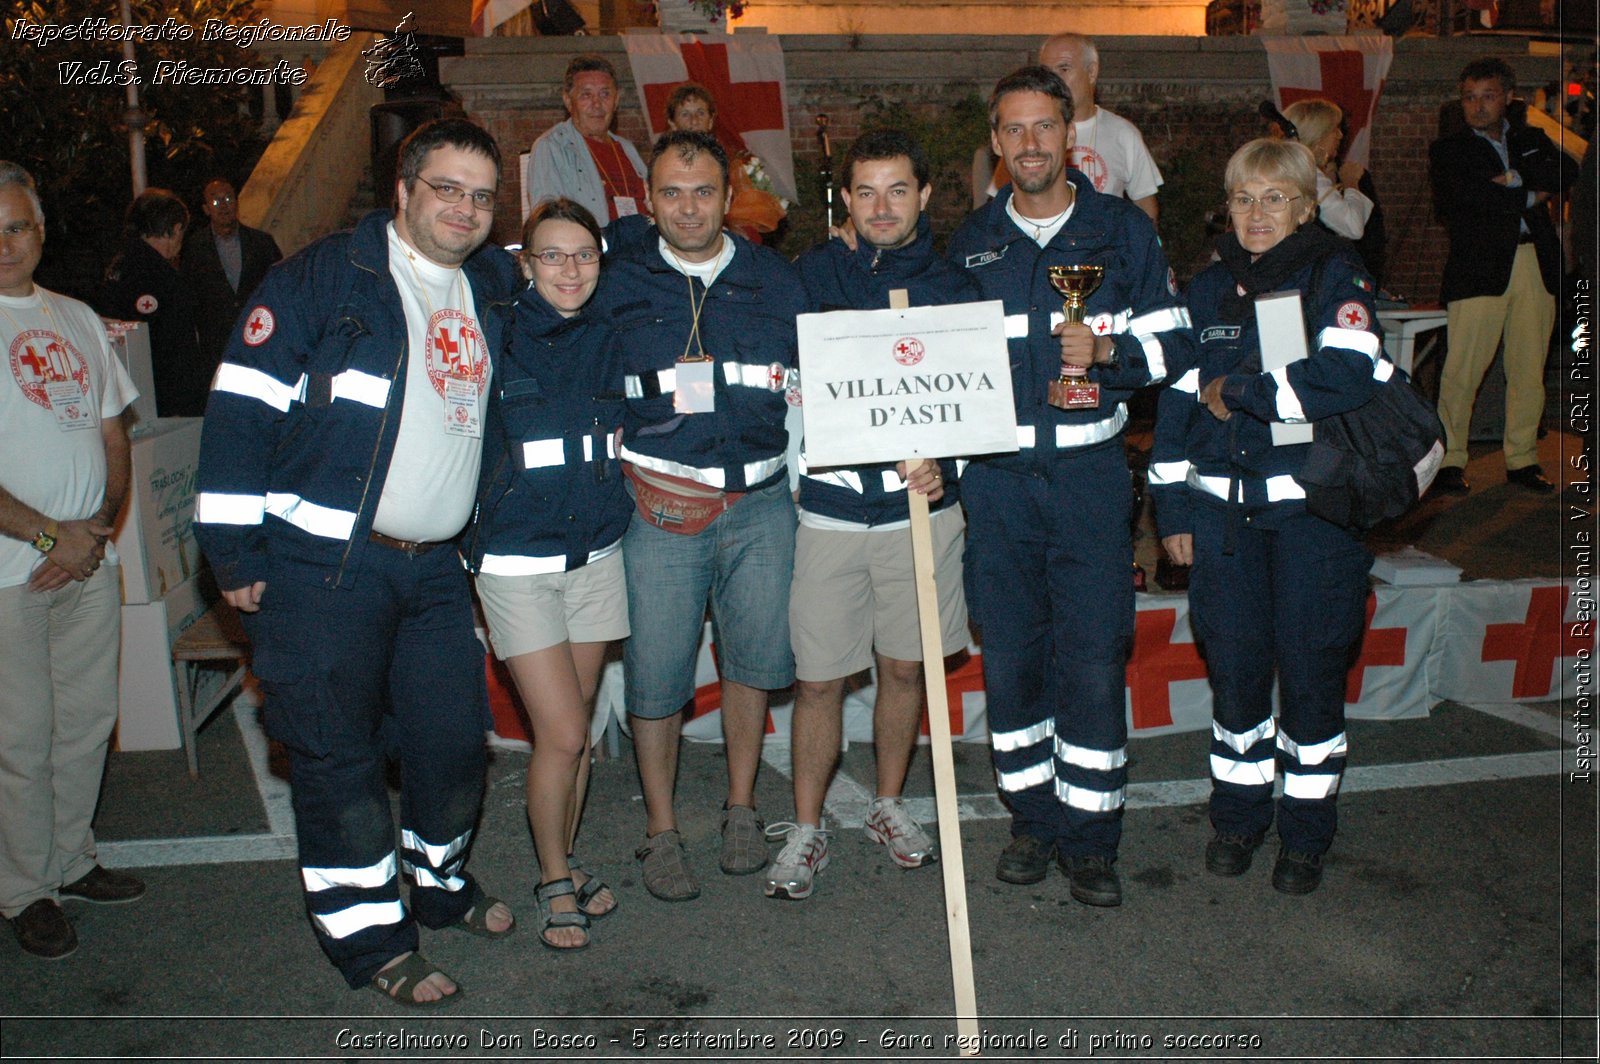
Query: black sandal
535,878,590,951
368,952,460,1007
569,856,617,920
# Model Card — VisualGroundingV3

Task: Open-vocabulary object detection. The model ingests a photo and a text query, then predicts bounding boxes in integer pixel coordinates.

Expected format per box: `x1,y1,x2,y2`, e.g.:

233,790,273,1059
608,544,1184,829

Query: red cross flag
1264,36,1394,168
623,32,796,203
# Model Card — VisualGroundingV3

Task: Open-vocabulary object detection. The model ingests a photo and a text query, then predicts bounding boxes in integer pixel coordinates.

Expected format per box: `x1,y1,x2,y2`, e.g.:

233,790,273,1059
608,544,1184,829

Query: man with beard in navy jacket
947,67,1192,908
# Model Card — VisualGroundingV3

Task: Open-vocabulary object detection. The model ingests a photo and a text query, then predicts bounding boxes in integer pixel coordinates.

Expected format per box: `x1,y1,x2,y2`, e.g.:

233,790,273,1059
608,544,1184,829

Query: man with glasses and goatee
194,119,521,1006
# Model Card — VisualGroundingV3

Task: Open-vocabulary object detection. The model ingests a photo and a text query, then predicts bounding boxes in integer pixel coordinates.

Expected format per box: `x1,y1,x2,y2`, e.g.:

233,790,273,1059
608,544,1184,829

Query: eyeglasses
0,221,40,239
1227,192,1301,215
208,195,235,206
416,176,496,211
529,248,600,267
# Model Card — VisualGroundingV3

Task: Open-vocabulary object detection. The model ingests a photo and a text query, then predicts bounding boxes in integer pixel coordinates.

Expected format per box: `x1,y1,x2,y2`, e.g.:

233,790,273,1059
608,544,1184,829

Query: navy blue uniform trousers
1187,499,1370,855
243,542,491,987
962,443,1135,859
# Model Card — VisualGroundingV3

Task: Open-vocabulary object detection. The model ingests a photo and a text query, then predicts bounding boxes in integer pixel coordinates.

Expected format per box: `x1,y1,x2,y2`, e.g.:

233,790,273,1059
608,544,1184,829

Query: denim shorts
622,476,796,719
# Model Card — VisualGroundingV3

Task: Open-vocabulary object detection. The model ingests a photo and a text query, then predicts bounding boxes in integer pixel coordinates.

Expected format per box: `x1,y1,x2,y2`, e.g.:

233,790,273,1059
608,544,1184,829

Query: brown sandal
368,952,460,1007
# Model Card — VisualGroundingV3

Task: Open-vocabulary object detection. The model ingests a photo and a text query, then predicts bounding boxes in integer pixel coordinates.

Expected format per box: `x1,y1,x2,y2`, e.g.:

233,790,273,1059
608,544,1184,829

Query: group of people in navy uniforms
190,55,1385,1005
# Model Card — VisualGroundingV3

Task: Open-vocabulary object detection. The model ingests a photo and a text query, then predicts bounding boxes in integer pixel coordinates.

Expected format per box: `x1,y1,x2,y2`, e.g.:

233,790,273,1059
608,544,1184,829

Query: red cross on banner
1482,585,1591,699
624,33,796,203
1264,38,1393,168
1344,591,1408,704
1125,608,1210,730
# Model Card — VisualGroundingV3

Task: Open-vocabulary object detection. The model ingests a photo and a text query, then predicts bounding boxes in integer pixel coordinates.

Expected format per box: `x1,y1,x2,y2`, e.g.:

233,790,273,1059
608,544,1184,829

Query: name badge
673,358,716,414
46,380,96,432
614,196,639,217
443,376,482,438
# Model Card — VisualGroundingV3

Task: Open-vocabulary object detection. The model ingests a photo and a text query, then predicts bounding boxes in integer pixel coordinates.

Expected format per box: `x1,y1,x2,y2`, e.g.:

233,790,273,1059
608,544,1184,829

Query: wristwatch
31,520,58,554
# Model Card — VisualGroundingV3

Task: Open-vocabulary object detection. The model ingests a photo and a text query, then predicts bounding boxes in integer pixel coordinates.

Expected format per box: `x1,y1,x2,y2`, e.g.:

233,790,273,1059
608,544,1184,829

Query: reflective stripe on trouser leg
963,462,1062,841
1188,500,1283,841
257,544,491,987
1045,447,1134,858
1271,511,1369,855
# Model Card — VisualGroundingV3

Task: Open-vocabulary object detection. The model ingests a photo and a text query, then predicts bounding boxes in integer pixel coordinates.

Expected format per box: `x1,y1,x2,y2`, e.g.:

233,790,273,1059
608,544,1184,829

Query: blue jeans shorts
622,476,796,718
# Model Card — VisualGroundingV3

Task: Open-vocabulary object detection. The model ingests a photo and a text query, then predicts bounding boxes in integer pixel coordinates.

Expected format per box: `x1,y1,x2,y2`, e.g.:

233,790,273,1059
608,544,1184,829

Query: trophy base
1048,378,1100,410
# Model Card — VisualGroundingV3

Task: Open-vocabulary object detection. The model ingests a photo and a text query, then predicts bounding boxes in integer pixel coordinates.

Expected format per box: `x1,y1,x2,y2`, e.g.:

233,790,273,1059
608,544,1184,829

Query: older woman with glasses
469,198,630,948
1148,138,1385,896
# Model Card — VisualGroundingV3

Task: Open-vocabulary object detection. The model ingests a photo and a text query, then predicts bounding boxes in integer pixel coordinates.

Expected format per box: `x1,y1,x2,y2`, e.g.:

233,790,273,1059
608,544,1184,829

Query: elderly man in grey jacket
523,54,648,225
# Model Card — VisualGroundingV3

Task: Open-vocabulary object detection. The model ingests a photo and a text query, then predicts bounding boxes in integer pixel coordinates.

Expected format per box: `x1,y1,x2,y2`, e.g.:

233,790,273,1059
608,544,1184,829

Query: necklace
1014,186,1076,240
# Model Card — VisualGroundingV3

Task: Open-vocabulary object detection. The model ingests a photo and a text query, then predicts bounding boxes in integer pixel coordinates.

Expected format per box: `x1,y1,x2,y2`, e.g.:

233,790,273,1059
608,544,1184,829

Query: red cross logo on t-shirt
9,329,89,411
424,309,488,398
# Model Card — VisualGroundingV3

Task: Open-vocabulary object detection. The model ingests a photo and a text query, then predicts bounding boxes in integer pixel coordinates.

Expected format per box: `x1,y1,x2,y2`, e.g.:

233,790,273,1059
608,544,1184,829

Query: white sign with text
797,300,1018,467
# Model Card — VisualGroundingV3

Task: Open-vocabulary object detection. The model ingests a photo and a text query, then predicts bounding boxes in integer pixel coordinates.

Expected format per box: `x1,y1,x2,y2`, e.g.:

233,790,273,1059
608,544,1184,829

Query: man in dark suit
181,179,282,391
1429,57,1574,495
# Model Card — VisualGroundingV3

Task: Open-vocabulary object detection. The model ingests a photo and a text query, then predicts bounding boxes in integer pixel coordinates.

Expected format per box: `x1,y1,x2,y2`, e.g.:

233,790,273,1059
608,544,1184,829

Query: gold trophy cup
1046,264,1106,410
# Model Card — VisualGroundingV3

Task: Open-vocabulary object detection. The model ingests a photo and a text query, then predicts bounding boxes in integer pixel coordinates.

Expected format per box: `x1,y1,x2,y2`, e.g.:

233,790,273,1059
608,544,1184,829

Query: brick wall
448,34,1563,301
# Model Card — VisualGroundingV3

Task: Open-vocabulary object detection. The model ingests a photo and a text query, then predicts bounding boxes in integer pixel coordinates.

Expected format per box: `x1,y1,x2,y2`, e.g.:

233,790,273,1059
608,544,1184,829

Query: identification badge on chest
45,380,97,432
614,196,639,218
443,376,482,438
673,356,716,414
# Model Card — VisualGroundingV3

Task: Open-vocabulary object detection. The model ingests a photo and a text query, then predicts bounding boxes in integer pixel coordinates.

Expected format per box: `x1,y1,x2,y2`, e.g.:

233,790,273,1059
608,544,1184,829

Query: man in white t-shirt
0,161,142,960
194,119,522,1005
1039,33,1163,222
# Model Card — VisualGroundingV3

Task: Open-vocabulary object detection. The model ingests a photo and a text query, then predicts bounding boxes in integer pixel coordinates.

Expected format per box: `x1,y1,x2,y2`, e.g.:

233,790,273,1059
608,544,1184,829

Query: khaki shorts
789,508,968,682
476,548,629,660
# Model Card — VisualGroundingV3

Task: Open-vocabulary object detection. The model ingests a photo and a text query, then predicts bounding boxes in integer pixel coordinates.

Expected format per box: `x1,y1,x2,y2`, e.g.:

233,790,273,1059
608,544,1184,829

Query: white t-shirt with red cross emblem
0,288,139,589
1069,106,1163,204
370,224,493,543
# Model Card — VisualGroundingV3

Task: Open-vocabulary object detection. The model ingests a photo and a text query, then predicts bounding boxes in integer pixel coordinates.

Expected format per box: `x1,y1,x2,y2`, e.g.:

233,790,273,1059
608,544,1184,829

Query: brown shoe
60,865,146,905
9,899,78,959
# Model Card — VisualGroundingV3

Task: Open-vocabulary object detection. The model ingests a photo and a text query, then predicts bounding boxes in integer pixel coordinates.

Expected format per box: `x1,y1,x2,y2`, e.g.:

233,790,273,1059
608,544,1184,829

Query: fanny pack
625,464,743,535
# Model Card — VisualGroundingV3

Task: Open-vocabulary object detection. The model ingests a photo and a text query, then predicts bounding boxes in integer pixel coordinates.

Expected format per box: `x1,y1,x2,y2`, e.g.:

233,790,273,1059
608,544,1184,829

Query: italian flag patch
1352,276,1373,292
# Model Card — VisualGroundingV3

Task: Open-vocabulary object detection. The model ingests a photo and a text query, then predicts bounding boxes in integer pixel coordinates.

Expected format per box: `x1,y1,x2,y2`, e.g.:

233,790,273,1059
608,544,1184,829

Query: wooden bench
170,602,251,779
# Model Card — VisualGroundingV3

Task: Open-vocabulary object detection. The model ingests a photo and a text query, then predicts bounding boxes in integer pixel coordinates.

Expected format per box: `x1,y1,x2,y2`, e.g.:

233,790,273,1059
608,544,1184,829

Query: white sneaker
762,822,829,900
864,797,937,868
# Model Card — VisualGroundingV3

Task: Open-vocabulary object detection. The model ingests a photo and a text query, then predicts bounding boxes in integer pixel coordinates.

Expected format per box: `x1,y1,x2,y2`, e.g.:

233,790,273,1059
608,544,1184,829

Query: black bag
1294,365,1445,532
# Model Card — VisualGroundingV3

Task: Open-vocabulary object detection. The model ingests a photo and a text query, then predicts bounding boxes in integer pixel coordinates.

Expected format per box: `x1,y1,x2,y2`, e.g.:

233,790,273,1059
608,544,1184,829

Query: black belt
368,531,446,556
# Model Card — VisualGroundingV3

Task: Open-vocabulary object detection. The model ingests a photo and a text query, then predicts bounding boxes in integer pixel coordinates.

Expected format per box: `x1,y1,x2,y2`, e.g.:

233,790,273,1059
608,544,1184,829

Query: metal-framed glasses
1227,191,1301,215
416,176,496,210
530,248,601,267
0,220,41,239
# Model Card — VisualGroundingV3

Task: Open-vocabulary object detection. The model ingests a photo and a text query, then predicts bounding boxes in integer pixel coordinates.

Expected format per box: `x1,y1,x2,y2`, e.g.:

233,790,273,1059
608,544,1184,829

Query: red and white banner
1264,36,1394,168
487,580,1590,749
622,33,797,203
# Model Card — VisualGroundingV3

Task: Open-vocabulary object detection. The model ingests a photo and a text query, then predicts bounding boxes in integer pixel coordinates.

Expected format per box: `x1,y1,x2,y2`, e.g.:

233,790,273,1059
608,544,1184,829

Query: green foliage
1,0,274,298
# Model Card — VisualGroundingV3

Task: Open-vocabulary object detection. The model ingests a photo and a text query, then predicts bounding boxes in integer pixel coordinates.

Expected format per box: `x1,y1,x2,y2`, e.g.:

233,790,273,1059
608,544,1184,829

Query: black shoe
8,899,77,959
1506,464,1555,494
1058,853,1123,907
60,865,146,904
1204,832,1265,877
995,834,1054,885
1433,466,1470,495
1271,848,1324,895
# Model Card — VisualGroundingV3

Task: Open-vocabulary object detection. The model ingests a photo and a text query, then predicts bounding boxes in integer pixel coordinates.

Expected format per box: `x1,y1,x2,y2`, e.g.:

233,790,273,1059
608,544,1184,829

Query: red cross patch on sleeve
242,305,276,346
1335,301,1371,331
134,293,158,315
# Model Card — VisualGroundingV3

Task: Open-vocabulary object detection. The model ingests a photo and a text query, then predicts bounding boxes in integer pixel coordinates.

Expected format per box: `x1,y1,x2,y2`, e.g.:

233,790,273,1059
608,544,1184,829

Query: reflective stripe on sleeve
1317,326,1381,361
1171,367,1199,394
1269,365,1307,423
330,369,391,408
1146,460,1192,488
211,363,305,412
196,491,267,526
1015,404,1129,450
625,367,678,398
264,493,358,540
1186,470,1306,502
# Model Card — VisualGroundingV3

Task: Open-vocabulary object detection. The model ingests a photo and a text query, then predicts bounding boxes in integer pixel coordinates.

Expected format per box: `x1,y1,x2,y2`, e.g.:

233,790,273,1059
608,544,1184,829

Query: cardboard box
102,319,157,431
1254,290,1316,447
113,417,203,604
116,574,219,751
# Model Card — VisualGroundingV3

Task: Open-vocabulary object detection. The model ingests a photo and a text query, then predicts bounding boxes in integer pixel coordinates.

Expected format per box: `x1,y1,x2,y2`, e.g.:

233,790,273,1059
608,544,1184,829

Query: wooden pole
890,288,981,1055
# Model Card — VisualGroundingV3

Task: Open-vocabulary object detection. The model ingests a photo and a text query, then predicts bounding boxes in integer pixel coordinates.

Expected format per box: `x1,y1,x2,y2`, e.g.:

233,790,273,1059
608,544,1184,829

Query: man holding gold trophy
948,66,1193,907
